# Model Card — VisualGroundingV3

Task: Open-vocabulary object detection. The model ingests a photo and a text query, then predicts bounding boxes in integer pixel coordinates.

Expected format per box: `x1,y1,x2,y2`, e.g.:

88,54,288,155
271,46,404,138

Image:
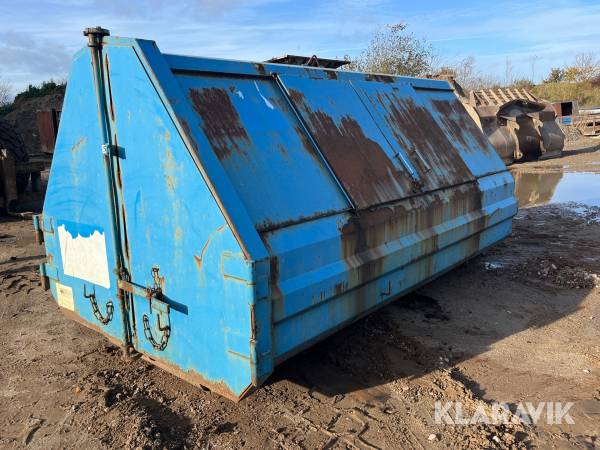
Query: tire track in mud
1,200,600,449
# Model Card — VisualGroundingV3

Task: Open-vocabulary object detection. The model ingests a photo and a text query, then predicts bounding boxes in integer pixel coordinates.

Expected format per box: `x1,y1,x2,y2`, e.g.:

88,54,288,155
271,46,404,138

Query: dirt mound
3,91,64,156
524,258,600,289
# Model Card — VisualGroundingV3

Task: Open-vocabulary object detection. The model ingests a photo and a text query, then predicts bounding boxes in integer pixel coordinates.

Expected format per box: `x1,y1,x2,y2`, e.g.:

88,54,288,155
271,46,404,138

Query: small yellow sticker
56,282,75,311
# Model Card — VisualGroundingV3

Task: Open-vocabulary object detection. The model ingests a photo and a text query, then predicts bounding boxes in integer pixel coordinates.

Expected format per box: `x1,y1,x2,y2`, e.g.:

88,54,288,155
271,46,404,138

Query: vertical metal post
83,26,133,356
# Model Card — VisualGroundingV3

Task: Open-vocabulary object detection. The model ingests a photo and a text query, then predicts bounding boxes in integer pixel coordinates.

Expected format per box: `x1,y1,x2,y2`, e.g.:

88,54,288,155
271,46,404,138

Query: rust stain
255,208,342,233
114,135,123,190
340,181,485,302
71,137,86,154
300,109,414,208
287,88,305,105
325,70,338,80
431,99,491,151
333,281,346,296
365,74,395,83
378,95,475,188
293,124,322,165
110,134,131,267
254,63,267,76
250,305,256,342
163,147,177,193
179,117,200,153
275,143,288,157
269,255,282,301
161,127,180,197
193,224,226,271
222,273,252,283
189,88,250,160
121,203,131,264
104,54,115,122
174,226,183,241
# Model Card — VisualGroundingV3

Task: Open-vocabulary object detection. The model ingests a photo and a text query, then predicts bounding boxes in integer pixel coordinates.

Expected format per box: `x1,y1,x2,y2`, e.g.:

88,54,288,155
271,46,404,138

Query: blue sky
1,0,599,93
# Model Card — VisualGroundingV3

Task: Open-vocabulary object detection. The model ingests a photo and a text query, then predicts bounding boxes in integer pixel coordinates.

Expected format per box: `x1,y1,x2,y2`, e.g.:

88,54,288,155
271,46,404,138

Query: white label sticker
56,282,75,311
58,223,111,288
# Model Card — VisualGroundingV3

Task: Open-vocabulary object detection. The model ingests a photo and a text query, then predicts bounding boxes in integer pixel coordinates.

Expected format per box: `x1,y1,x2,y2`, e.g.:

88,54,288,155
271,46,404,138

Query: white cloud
0,0,599,91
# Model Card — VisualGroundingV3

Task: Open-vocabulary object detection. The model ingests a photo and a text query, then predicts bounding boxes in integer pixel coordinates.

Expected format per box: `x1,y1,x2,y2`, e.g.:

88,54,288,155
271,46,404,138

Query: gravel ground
1,142,599,450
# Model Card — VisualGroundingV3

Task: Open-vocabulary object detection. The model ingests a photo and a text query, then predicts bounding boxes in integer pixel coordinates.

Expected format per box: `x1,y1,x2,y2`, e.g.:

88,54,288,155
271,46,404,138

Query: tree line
345,23,600,106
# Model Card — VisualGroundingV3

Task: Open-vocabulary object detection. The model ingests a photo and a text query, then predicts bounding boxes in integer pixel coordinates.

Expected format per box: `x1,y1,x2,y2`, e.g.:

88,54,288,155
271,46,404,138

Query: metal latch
32,214,54,244
32,215,44,244
119,267,171,351
39,262,58,291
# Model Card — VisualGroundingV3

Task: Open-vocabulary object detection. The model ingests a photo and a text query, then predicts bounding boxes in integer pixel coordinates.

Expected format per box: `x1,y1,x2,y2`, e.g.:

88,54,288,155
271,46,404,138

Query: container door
279,75,478,208
278,75,419,209
348,81,477,191
100,45,260,399
37,47,132,347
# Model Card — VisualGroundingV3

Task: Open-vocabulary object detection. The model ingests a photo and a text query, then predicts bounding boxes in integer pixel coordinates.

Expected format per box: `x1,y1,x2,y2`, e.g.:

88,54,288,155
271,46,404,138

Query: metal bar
84,26,133,355
482,90,496,105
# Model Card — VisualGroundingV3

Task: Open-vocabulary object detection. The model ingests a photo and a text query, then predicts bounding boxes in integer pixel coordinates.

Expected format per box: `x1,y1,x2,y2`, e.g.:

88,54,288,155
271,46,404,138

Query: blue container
35,28,517,400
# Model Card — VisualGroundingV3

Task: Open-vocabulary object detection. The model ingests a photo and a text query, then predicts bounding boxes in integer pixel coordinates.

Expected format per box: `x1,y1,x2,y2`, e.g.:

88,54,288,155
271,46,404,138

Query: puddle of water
513,171,600,208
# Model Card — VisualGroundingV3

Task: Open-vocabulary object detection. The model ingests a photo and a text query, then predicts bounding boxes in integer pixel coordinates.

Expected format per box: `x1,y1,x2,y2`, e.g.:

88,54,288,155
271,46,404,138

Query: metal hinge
32,215,54,244
39,262,59,291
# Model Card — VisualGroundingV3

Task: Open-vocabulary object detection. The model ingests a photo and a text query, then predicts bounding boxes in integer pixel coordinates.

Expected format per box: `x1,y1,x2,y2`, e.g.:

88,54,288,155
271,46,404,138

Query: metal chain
91,297,114,325
142,313,170,351
83,285,113,325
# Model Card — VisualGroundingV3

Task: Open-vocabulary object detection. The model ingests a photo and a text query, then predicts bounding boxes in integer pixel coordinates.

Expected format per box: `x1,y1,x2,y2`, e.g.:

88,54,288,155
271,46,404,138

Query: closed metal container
35,29,517,400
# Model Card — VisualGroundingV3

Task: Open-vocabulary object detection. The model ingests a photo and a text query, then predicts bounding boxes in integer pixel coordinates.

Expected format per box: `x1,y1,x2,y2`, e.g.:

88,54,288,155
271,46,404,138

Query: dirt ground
517,135,600,174
1,140,600,450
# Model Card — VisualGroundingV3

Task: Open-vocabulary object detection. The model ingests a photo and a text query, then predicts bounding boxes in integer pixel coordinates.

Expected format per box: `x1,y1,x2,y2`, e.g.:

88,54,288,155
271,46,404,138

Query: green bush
0,80,66,116
532,81,600,107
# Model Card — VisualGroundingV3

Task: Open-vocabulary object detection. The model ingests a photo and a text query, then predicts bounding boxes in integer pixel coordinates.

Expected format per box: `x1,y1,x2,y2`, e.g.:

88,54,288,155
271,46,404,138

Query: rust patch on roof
325,70,338,80
365,74,395,83
377,94,475,188
254,63,267,76
431,99,491,152
178,117,199,154
189,88,250,160
287,88,306,105
299,109,414,208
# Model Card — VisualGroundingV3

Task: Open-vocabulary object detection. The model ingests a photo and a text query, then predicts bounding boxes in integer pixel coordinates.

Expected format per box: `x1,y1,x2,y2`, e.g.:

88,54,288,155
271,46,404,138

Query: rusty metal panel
36,109,60,154
173,73,351,230
350,81,478,190
278,75,419,208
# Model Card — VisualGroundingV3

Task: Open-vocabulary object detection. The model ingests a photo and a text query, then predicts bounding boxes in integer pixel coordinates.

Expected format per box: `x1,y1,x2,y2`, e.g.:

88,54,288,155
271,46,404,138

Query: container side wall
266,171,516,360
41,42,516,399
